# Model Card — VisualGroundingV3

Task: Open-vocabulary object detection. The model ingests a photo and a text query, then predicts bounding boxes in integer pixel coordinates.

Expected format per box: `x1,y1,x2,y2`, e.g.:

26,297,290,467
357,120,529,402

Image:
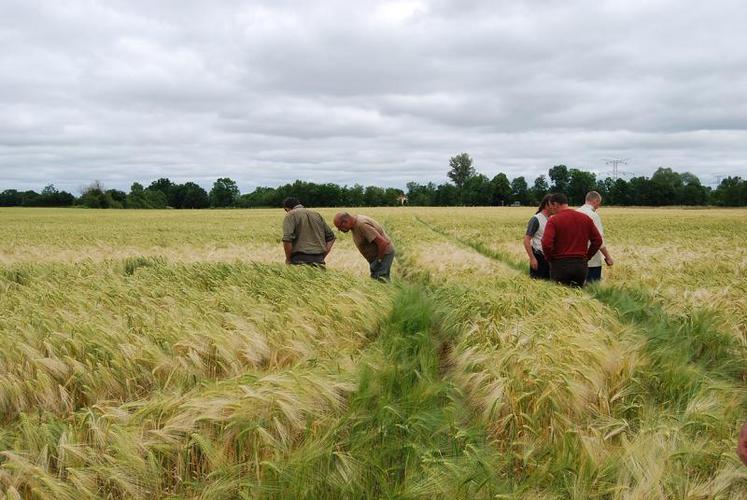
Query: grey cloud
1,0,746,193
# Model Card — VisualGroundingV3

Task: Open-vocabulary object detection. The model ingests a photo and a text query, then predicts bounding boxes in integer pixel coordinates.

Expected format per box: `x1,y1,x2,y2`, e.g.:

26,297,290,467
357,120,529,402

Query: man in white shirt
577,191,614,283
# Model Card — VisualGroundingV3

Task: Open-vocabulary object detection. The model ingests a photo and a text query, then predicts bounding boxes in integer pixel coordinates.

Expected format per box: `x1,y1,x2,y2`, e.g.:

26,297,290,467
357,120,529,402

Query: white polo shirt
577,203,604,267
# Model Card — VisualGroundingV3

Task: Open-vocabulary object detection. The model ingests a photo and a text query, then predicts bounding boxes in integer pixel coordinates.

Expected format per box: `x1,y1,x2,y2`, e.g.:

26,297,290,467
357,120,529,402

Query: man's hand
529,256,538,270
324,239,335,257
283,241,293,264
737,422,747,466
605,256,614,266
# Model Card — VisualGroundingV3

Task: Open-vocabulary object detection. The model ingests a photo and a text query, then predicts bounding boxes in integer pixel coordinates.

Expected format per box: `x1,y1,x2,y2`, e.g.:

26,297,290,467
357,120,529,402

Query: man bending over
333,212,395,281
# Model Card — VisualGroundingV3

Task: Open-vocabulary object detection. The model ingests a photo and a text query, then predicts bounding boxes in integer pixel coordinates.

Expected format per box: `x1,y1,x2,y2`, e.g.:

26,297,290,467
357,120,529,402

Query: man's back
542,209,601,261
351,215,394,262
282,206,335,255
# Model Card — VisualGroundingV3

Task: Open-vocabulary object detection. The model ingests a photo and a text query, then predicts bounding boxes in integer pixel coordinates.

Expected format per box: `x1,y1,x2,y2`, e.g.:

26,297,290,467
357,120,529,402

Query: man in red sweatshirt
541,193,603,287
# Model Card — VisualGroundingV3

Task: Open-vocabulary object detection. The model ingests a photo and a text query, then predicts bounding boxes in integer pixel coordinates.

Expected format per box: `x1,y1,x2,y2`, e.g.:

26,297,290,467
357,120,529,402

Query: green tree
147,178,174,205
531,175,549,203
679,172,701,185
406,182,436,206
609,178,630,205
127,182,167,208
568,169,597,205
345,184,365,206
462,174,493,206
209,177,240,207
712,177,746,206
236,187,279,208
0,189,22,206
595,178,613,203
80,181,119,208
384,188,405,206
32,185,75,207
364,186,387,206
548,165,570,193
491,173,511,206
17,190,41,206
174,182,210,209
628,176,656,205
433,183,457,206
447,153,475,189
510,176,530,205
681,181,708,205
106,189,127,207
650,167,683,205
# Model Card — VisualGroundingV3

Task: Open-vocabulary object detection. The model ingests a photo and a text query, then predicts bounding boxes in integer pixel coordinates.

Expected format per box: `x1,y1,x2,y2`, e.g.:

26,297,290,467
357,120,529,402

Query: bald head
334,212,356,232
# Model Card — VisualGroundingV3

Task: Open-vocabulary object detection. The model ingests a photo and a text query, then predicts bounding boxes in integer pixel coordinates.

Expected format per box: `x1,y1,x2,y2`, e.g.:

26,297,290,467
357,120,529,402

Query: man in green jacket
281,197,335,266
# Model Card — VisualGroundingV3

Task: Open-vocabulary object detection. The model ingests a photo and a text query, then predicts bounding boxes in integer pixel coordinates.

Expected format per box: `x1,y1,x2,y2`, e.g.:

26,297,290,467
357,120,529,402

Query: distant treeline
2,155,746,208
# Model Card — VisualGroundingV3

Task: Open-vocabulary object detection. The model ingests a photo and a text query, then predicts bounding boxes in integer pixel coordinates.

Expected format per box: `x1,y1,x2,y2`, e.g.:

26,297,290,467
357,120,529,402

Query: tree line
1,154,746,208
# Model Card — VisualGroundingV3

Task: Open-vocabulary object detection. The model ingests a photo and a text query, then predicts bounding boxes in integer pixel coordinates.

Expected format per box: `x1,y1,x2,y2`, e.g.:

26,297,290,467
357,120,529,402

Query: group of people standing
280,197,395,281
280,190,612,287
523,191,614,287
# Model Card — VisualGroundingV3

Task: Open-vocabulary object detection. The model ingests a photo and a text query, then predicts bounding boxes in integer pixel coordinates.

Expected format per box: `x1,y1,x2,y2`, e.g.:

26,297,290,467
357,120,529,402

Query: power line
601,158,634,180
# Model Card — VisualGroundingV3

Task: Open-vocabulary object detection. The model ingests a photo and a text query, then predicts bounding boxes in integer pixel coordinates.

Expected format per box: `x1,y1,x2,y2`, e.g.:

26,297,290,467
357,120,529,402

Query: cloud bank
1,0,746,192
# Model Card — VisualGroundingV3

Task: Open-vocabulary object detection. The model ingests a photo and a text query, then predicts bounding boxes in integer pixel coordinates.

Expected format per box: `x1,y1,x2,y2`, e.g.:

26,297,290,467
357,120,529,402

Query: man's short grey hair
339,212,352,221
585,191,602,202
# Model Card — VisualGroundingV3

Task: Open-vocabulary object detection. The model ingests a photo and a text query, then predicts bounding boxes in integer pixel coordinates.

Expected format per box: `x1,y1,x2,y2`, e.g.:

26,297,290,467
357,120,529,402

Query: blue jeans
586,266,602,283
369,252,395,281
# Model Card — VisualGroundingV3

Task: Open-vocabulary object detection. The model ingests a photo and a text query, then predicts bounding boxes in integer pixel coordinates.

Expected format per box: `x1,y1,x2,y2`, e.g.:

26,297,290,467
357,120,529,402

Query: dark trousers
290,252,326,266
586,266,602,283
549,258,588,287
369,251,395,281
529,250,550,280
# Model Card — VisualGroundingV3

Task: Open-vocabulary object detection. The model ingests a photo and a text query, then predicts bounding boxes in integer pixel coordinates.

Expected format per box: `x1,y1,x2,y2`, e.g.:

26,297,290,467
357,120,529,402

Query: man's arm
373,235,391,260
600,246,614,266
587,221,603,259
593,213,613,265
324,239,335,256
283,241,293,263
282,214,295,264
322,219,336,256
541,220,555,261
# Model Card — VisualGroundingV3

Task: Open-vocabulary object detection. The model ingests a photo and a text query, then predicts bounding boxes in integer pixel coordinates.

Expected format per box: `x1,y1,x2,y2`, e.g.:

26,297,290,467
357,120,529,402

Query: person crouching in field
281,197,336,266
541,193,603,287
333,212,395,281
523,194,553,280
577,191,614,283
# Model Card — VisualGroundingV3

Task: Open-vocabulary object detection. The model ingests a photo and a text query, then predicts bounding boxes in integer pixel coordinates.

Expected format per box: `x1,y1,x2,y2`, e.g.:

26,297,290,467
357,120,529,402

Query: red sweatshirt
541,208,603,261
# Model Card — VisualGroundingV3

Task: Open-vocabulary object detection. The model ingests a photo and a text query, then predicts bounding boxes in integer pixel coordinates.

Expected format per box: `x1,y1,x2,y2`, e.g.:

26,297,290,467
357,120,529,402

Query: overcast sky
1,0,746,193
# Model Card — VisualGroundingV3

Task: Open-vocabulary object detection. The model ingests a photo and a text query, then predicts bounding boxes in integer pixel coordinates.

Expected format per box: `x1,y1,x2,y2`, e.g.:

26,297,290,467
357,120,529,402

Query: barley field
1,206,746,499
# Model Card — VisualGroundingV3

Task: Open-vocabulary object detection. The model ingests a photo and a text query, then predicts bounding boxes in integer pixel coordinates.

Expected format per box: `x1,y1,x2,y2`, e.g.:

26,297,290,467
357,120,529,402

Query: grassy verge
253,284,513,498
